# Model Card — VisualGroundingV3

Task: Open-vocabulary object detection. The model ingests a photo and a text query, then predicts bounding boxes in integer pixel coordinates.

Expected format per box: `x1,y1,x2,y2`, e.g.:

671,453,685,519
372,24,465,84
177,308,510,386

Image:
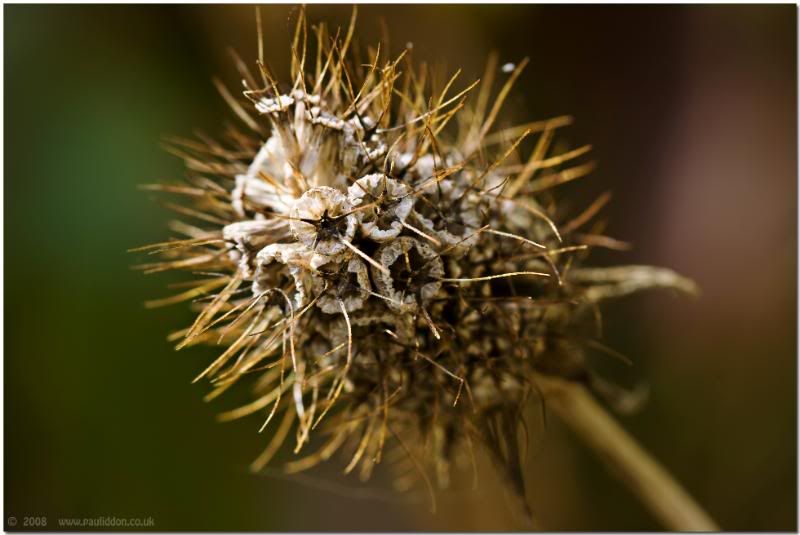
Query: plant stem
534,374,719,531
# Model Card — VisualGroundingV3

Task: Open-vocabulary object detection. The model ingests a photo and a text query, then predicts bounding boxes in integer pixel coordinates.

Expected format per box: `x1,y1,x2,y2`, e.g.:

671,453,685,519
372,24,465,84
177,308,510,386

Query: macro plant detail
135,9,718,530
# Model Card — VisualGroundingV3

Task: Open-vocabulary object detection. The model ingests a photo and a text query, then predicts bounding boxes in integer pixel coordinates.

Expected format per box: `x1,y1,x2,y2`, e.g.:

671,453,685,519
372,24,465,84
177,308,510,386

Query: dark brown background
5,4,796,530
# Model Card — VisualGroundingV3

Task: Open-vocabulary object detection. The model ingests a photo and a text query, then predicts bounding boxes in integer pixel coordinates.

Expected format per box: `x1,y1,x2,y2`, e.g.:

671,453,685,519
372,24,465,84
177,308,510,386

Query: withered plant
134,8,717,530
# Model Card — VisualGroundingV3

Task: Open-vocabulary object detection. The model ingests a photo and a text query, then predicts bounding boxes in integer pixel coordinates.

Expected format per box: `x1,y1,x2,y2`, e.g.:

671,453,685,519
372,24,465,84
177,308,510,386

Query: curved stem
534,374,720,531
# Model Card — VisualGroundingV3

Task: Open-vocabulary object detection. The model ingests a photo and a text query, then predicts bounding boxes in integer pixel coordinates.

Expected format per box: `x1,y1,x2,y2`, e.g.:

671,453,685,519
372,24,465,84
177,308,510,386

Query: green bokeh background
5,4,796,531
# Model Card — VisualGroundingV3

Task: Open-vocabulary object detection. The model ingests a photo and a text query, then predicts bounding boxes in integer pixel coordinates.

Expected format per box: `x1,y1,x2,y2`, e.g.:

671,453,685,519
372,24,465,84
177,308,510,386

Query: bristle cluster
136,9,696,509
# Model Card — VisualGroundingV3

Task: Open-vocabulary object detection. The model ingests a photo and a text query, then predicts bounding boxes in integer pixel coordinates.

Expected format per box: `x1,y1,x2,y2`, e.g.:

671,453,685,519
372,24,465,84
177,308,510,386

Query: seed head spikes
134,8,698,516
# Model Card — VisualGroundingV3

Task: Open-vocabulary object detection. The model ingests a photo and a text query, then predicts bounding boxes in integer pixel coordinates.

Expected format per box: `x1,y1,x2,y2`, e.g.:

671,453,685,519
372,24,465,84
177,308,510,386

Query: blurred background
5,4,796,531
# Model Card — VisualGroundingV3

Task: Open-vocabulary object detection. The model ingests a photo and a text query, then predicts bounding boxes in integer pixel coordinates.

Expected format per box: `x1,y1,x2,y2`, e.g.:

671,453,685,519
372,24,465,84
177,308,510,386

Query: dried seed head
136,8,697,513
313,257,371,314
348,174,413,242
372,237,443,313
289,186,357,257
412,178,483,254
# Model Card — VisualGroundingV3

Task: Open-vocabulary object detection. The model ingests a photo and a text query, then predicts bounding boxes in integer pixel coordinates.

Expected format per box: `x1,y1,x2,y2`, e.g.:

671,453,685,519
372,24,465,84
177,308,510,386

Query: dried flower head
135,9,696,513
